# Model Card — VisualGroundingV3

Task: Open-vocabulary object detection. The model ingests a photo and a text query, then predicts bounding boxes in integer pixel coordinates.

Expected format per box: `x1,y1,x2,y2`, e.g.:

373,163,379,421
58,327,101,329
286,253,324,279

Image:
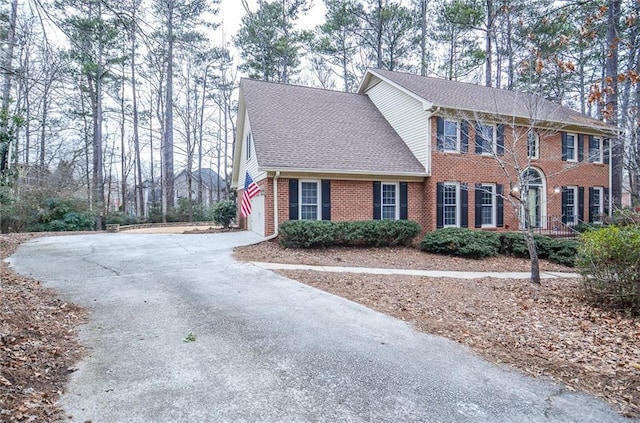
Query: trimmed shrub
499,232,579,266
279,220,338,248
212,200,236,228
420,228,500,259
279,220,421,249
577,226,640,315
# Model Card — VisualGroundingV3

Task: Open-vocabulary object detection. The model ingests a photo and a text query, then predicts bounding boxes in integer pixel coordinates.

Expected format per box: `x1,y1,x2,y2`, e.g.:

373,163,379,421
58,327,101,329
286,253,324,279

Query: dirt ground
235,240,640,418
1,232,638,420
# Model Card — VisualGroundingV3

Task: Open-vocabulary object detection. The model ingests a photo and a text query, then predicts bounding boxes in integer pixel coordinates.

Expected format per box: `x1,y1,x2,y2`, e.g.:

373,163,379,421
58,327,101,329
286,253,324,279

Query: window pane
477,124,494,154
444,121,458,151
481,185,494,225
300,182,318,220
381,184,396,220
443,185,457,226
301,205,318,220
567,134,576,160
527,131,538,158
566,188,575,223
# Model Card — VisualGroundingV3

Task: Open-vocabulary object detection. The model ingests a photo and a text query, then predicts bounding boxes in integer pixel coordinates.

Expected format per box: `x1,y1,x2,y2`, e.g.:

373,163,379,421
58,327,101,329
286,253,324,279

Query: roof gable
361,69,612,133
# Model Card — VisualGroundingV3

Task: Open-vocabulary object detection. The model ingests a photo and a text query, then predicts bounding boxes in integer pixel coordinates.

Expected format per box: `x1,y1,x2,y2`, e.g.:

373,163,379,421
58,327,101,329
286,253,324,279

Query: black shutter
460,121,469,153
578,186,584,222
475,123,483,154
399,182,408,220
604,139,610,164
561,187,568,224
321,180,331,221
461,183,468,228
496,184,504,227
289,179,299,220
474,183,482,228
373,181,381,220
588,187,595,223
497,124,505,156
436,183,444,228
588,135,594,162
578,134,584,162
604,188,610,215
436,117,444,152
561,132,568,161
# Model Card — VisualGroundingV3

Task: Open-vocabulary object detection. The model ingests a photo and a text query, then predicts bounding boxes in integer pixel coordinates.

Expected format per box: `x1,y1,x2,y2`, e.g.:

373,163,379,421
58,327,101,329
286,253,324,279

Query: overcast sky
217,0,327,46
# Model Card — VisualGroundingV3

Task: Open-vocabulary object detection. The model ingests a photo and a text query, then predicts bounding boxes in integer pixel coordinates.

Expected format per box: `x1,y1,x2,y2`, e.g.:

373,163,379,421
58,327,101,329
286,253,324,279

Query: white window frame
299,180,321,221
381,182,399,220
477,123,496,155
590,136,603,164
527,130,540,159
566,133,578,162
443,182,460,227
591,186,604,223
443,119,461,152
564,185,578,225
480,183,496,228
246,133,252,160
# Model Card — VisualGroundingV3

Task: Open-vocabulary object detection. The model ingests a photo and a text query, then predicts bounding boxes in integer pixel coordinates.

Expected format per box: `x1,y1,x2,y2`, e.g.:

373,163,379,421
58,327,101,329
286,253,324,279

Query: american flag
240,172,261,217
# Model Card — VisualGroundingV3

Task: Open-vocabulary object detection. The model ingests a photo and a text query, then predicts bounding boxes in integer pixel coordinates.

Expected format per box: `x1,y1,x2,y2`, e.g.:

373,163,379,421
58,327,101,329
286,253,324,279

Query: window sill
481,226,498,231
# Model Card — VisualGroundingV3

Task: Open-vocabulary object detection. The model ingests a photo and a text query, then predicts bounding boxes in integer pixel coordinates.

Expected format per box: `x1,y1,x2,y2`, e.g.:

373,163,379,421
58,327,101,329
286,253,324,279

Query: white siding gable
365,80,431,175
238,113,266,188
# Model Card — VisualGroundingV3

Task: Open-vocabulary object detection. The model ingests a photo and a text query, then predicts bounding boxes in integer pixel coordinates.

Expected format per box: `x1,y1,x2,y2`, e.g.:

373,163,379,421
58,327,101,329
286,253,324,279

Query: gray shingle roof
241,78,426,175
369,69,610,131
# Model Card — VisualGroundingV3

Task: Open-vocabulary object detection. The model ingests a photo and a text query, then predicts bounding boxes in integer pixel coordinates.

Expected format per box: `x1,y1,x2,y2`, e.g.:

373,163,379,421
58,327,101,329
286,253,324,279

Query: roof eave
258,166,429,178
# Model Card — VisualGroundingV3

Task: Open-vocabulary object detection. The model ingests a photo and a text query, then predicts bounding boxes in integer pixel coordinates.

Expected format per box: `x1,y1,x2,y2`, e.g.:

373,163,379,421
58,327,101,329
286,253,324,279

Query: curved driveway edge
7,232,632,423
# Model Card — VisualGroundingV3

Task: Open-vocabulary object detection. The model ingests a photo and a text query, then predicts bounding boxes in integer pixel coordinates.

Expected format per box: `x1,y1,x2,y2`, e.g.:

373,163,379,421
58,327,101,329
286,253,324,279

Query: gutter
264,171,280,240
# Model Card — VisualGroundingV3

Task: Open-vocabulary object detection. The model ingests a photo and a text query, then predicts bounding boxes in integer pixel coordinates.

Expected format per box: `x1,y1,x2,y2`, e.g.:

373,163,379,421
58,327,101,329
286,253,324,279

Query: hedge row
278,220,422,249
420,228,580,266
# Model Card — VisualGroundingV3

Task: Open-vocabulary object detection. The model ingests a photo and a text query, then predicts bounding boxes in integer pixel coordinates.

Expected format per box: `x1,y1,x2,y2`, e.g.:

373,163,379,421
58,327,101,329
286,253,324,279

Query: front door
528,186,541,228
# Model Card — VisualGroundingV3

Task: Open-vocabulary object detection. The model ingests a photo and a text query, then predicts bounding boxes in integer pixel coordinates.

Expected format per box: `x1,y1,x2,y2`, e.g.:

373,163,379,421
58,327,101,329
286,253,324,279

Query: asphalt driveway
7,232,632,422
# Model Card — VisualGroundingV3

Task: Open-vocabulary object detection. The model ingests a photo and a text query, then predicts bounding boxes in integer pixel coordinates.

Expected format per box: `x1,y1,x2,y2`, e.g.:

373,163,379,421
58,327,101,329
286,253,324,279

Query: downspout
264,171,280,240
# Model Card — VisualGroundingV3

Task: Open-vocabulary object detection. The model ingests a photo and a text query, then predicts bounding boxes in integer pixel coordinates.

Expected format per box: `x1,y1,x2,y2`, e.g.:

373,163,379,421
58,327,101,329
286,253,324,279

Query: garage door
249,194,265,237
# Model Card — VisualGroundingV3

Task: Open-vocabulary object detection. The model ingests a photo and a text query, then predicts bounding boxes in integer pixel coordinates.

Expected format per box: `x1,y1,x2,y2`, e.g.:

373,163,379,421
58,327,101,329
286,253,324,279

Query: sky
216,0,327,46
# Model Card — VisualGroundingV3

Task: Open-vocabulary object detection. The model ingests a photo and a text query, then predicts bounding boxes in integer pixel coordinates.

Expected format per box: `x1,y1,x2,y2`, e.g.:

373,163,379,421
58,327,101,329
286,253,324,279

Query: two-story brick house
231,69,614,237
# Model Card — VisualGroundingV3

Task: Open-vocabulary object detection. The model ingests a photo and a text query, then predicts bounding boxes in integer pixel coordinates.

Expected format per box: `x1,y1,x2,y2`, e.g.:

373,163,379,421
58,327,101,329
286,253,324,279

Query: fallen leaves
1,233,87,422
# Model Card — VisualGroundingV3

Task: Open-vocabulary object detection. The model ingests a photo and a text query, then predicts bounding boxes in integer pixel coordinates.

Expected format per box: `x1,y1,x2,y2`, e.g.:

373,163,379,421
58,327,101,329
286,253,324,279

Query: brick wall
429,116,609,230
239,118,608,236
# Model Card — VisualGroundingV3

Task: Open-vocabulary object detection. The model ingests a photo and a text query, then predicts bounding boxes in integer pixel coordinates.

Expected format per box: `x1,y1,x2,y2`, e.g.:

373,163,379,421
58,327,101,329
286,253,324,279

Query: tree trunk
606,0,622,208
420,0,427,76
484,0,493,87
163,9,175,220
130,18,144,219
0,0,18,174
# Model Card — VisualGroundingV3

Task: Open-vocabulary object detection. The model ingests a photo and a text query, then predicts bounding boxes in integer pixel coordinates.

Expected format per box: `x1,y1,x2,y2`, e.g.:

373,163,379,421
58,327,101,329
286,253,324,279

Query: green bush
279,220,421,249
577,225,640,315
212,200,236,228
545,238,580,267
498,232,576,264
27,198,96,232
279,220,338,248
420,228,500,259
106,212,140,226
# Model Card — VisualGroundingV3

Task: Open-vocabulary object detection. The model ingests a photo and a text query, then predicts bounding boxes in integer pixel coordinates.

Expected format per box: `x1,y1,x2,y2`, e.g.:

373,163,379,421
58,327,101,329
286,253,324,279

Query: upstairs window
589,136,603,163
245,133,252,160
562,132,582,162
443,120,460,152
527,131,539,159
475,123,496,155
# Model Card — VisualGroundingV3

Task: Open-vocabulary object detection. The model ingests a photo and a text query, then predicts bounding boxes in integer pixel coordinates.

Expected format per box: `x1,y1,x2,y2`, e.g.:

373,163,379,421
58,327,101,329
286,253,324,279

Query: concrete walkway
251,261,581,280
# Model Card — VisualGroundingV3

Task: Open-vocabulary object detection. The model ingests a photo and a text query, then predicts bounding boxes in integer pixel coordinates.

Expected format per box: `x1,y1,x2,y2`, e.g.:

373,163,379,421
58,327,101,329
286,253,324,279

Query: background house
174,168,227,207
232,69,615,237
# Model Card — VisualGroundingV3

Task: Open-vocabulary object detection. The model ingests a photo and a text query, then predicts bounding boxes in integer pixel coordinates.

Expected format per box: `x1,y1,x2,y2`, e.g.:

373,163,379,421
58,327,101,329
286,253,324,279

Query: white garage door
249,194,265,237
